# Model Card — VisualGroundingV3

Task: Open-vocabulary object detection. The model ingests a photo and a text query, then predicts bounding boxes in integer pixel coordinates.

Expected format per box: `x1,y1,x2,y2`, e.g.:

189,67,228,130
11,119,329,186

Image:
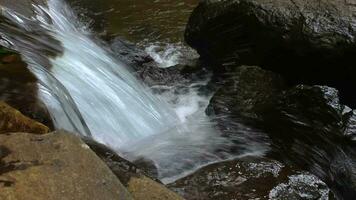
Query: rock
84,138,184,200
0,101,49,134
0,54,53,128
207,66,286,120
207,67,356,198
110,37,154,68
127,176,184,200
168,157,332,200
185,0,356,106
0,131,133,200
84,138,159,184
262,85,356,199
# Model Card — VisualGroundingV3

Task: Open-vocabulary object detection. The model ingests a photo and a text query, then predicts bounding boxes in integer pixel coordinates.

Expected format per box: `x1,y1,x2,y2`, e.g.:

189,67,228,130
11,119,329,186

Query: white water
0,0,270,182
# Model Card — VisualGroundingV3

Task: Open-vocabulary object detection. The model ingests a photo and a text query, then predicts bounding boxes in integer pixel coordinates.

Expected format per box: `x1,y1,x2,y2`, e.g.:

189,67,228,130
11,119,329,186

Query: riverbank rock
85,139,184,200
0,101,49,134
168,157,332,200
186,0,356,106
0,131,133,200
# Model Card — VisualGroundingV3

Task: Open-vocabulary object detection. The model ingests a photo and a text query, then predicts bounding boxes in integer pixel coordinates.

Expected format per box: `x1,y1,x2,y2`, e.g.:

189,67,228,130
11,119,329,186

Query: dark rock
207,66,356,198
186,0,356,106
83,138,159,185
207,65,286,120
0,53,54,128
168,157,333,200
262,85,356,199
110,37,153,68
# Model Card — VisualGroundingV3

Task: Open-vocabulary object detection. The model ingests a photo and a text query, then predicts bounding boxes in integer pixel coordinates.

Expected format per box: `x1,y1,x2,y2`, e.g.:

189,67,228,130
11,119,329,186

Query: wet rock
0,101,49,134
110,37,154,68
207,65,286,120
0,131,133,200
0,54,53,128
84,138,159,184
168,157,332,200
269,173,331,200
186,0,356,106
207,66,356,198
84,139,183,200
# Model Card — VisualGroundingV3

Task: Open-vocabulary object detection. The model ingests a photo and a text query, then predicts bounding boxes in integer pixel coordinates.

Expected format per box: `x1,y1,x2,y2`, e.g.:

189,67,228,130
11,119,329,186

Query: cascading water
0,0,270,183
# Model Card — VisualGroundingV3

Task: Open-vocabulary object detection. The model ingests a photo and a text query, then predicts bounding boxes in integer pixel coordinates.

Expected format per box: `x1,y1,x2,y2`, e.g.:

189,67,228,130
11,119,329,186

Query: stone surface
0,101,49,134
0,54,53,128
127,176,183,200
0,131,133,200
186,0,356,106
169,157,332,200
207,65,286,120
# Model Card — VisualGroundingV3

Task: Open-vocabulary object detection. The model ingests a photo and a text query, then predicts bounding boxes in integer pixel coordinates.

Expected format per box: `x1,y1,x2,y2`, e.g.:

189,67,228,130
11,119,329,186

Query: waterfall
0,0,270,182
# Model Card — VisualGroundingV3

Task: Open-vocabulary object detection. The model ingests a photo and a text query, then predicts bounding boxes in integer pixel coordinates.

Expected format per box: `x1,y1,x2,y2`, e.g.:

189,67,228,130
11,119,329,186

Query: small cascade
0,0,270,182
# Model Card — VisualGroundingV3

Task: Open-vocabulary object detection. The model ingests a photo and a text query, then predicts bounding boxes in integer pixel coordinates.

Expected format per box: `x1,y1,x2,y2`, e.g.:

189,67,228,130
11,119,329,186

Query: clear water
0,0,270,183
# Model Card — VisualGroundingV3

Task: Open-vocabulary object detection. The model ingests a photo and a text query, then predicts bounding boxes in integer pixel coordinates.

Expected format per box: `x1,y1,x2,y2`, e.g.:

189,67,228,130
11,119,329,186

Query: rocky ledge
186,0,356,106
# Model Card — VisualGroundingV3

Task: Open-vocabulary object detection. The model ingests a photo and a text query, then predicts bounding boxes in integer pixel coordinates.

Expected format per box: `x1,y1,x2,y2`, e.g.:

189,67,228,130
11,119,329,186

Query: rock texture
207,65,286,120
169,157,332,200
127,176,183,200
0,54,53,128
207,66,356,199
186,0,356,106
0,101,49,134
0,131,133,200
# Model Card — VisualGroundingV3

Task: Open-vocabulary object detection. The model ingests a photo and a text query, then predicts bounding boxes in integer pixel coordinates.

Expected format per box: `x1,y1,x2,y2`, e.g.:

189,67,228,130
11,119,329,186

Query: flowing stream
0,0,269,183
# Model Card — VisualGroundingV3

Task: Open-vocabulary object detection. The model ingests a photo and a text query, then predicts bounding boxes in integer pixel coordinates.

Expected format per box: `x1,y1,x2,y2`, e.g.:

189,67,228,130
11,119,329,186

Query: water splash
0,0,270,182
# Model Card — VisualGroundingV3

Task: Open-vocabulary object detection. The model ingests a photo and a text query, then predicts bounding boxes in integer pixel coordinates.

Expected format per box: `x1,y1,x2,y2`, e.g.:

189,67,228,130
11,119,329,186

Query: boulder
185,0,356,106
168,157,332,200
0,131,133,200
0,101,49,134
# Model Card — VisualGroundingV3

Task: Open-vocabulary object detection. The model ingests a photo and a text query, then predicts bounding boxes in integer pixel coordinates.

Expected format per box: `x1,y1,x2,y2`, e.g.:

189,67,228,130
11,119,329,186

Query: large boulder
168,157,332,200
186,0,356,106
0,131,133,200
0,101,49,134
